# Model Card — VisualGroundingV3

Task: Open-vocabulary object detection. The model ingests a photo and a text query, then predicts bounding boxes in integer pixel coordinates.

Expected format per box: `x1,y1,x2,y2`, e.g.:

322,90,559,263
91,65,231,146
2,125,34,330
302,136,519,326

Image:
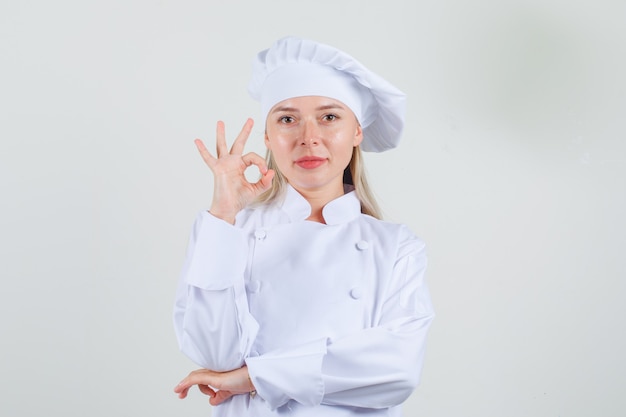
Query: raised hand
195,118,275,224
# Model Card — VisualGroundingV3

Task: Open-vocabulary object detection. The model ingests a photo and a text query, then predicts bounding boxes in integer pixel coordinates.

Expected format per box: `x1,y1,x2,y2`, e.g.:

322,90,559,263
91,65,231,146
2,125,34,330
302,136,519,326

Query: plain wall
1,1,625,416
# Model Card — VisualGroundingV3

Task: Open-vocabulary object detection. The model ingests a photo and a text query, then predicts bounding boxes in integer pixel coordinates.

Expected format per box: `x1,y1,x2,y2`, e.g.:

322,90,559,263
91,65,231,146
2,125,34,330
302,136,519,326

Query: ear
353,124,364,147
264,132,270,149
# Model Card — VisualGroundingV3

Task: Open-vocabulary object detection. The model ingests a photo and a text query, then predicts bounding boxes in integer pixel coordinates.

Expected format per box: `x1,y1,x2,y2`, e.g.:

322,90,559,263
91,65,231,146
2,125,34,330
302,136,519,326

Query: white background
2,1,625,416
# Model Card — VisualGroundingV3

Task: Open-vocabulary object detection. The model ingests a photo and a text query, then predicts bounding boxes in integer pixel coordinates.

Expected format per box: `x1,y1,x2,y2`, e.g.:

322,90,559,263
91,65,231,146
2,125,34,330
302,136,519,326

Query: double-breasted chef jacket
174,185,435,416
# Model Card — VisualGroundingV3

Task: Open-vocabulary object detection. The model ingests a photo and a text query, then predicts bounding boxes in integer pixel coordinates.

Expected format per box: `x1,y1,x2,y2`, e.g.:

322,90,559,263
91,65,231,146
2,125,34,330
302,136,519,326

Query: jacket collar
281,184,362,225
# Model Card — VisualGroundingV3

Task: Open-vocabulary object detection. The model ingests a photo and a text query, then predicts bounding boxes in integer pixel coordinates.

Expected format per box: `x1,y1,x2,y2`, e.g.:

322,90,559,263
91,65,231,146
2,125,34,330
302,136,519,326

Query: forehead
269,96,351,113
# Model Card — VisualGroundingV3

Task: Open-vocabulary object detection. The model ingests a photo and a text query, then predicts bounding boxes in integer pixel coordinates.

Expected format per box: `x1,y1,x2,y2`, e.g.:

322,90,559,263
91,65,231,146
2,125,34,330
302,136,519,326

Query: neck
291,183,345,224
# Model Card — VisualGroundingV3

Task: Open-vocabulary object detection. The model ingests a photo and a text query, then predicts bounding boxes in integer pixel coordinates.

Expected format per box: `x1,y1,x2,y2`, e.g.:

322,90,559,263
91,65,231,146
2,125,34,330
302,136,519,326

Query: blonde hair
253,146,383,219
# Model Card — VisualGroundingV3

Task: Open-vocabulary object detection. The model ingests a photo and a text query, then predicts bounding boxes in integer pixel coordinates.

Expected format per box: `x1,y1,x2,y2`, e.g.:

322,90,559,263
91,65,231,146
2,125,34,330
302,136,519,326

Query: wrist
244,366,257,398
248,375,256,397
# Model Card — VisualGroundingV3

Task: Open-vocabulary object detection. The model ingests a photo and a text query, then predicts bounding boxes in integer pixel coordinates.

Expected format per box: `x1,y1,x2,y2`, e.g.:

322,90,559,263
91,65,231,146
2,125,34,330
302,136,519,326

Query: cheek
329,133,356,157
265,136,295,168
266,135,292,153
340,147,354,165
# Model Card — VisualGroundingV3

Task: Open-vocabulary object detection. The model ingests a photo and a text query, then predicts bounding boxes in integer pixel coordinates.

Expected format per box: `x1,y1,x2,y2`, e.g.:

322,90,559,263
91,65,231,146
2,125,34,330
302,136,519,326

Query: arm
245,231,435,410
173,210,258,371
173,119,273,370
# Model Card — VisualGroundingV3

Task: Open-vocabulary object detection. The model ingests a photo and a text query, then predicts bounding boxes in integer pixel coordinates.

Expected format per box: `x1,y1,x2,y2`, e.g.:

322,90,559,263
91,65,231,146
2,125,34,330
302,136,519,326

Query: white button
254,229,267,240
356,240,369,250
248,280,261,293
350,287,363,299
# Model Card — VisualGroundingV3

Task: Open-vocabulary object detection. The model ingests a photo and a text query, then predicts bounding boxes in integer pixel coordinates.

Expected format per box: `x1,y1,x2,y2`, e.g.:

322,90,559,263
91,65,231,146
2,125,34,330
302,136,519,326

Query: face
264,96,363,195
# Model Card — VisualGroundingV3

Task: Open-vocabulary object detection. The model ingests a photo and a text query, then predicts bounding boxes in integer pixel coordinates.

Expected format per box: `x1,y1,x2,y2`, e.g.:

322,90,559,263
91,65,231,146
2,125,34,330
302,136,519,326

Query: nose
300,119,320,147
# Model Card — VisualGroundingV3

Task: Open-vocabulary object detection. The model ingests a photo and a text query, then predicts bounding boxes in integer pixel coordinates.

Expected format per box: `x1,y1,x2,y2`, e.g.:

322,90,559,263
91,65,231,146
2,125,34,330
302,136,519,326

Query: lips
295,156,326,169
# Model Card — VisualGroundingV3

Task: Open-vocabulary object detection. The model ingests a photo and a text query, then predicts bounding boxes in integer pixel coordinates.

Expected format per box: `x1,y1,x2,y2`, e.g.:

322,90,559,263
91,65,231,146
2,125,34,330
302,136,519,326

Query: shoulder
358,215,426,257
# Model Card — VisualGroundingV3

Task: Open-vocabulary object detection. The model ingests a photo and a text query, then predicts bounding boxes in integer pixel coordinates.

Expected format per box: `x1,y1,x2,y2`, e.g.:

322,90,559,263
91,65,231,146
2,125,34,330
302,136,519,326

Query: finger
174,372,209,395
215,120,228,157
254,169,275,193
179,370,221,391
241,152,274,193
174,380,186,394
230,118,254,155
210,390,236,406
175,385,190,399
198,384,216,397
194,139,217,169
241,152,269,174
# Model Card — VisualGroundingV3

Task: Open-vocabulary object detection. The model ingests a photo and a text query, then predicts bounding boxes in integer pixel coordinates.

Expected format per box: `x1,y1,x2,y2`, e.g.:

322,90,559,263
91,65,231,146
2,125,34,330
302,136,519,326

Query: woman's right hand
195,118,275,224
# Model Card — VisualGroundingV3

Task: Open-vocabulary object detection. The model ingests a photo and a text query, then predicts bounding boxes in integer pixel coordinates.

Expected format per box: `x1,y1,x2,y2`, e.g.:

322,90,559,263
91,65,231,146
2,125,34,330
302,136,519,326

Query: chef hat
248,36,406,152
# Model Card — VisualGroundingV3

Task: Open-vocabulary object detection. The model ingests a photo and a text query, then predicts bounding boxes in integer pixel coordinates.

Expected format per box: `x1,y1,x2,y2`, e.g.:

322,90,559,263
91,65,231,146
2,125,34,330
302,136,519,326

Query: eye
322,114,338,122
279,115,295,124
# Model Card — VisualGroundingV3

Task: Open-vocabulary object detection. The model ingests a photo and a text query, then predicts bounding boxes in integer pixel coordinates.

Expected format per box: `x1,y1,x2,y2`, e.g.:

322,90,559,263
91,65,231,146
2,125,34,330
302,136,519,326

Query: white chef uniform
174,185,435,416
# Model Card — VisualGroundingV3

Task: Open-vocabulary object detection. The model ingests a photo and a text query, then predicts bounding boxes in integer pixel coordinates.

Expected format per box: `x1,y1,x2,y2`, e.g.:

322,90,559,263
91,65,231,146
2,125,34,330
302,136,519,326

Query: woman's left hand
174,366,255,406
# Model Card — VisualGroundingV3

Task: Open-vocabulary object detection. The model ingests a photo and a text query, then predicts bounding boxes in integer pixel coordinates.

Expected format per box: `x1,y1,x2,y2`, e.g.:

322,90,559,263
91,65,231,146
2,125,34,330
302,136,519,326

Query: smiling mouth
295,156,326,169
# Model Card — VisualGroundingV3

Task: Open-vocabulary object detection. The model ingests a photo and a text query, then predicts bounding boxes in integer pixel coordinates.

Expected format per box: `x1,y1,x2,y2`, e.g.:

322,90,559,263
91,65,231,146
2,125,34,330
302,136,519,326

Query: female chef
173,36,435,416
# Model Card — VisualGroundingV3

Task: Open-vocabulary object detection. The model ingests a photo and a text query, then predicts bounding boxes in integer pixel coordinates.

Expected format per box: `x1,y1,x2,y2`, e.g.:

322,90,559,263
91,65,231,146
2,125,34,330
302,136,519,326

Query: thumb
209,390,236,406
254,169,275,193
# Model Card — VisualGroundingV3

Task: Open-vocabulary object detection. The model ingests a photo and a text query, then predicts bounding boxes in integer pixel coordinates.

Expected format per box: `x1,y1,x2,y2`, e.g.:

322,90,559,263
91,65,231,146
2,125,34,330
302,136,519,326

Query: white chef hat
248,36,406,152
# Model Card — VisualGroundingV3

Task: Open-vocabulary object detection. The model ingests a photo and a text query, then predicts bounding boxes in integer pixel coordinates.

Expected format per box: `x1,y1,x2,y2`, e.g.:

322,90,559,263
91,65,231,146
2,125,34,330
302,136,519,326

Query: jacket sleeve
173,211,259,371
245,227,435,410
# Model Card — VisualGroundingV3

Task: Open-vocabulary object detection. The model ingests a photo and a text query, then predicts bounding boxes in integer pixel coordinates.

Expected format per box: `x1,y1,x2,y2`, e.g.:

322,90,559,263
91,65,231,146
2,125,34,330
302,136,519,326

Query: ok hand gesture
195,118,274,224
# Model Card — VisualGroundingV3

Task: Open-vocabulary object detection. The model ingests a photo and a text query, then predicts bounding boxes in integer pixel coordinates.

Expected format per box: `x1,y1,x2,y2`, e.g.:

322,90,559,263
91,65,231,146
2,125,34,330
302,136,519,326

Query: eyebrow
270,103,347,114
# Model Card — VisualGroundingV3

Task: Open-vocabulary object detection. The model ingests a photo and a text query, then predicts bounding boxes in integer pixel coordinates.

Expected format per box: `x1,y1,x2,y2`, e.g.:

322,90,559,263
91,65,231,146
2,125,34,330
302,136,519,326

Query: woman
173,36,434,416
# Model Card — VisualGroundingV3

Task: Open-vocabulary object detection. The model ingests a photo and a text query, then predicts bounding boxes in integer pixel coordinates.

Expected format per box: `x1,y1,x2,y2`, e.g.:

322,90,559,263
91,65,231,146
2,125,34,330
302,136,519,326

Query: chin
291,177,341,192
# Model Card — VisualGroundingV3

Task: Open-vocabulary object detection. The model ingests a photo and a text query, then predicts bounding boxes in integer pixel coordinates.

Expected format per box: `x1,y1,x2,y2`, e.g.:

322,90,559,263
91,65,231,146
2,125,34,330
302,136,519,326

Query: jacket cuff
245,338,328,410
185,211,248,290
